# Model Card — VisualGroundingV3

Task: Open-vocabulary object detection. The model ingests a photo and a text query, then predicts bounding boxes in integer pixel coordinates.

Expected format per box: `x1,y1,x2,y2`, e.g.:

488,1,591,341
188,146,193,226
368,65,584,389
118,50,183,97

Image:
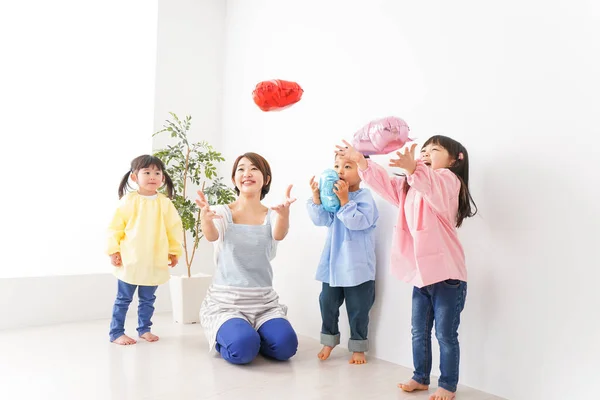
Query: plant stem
182,145,191,277
188,181,206,277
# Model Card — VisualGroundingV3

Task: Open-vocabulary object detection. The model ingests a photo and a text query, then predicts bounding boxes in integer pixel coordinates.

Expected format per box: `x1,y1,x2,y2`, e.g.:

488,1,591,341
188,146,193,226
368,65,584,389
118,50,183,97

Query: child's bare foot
139,332,159,342
112,335,136,345
429,387,456,400
398,379,429,392
349,352,367,364
317,345,334,360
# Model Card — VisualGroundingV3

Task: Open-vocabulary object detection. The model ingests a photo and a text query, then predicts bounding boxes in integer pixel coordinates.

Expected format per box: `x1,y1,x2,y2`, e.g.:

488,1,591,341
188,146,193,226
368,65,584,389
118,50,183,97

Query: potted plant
153,112,235,323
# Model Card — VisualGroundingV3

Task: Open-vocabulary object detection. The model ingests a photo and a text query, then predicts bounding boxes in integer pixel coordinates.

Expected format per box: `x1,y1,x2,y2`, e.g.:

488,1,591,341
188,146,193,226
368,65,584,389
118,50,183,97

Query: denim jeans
411,279,467,392
319,280,375,352
215,318,298,364
109,280,158,342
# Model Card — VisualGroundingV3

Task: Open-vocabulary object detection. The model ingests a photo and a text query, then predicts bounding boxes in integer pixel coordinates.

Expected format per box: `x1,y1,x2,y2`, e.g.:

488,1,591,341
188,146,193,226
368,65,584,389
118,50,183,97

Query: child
107,155,183,345
336,136,477,400
197,152,299,365
307,153,379,365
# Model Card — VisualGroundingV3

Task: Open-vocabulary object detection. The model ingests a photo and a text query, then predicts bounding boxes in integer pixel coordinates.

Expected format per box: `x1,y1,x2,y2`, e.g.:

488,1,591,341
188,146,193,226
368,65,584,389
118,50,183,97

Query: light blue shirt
306,188,378,287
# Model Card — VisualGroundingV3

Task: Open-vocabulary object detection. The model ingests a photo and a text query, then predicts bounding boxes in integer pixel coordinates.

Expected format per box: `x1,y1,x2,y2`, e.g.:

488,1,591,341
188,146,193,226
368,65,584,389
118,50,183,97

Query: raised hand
334,140,361,162
389,143,418,174
271,184,297,218
309,176,321,204
335,140,368,170
195,190,222,222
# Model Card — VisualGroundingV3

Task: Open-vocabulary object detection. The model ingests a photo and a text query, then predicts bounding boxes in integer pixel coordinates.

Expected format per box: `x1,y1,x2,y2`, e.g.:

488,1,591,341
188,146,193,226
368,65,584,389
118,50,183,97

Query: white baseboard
0,273,172,331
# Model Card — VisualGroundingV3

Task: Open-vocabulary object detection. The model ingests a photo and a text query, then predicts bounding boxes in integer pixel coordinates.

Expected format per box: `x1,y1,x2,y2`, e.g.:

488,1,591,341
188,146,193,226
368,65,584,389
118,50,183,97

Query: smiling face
230,153,272,200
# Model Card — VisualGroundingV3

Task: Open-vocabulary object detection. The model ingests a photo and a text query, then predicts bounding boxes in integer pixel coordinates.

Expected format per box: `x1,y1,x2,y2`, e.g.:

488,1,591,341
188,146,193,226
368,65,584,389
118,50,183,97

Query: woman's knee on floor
258,318,298,361
216,318,261,364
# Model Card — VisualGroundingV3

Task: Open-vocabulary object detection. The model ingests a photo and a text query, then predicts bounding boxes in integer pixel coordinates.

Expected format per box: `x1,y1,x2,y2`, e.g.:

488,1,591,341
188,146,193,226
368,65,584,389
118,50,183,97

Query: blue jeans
319,280,375,352
215,318,298,365
109,280,158,342
411,279,467,393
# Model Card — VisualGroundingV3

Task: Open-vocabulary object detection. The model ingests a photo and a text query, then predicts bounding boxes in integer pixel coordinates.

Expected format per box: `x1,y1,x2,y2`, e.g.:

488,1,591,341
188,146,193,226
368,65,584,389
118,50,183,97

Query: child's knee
434,328,459,346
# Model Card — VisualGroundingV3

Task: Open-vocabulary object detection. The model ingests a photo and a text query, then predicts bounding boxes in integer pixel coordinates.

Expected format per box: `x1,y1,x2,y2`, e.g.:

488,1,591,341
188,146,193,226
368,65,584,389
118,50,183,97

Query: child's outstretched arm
389,145,461,215
336,140,406,207
307,175,334,227
271,185,297,240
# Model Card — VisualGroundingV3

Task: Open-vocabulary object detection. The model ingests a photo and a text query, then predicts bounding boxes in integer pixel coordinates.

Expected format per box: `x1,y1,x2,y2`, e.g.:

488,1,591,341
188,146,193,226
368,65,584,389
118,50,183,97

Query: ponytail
163,171,175,199
118,171,131,199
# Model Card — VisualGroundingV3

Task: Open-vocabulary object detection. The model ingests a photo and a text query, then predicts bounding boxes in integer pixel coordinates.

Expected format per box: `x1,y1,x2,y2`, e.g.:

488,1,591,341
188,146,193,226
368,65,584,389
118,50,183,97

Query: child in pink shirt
336,136,477,400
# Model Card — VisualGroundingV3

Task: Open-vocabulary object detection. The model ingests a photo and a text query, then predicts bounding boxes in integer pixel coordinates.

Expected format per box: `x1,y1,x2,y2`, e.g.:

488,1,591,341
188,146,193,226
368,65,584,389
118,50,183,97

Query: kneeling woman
197,152,298,364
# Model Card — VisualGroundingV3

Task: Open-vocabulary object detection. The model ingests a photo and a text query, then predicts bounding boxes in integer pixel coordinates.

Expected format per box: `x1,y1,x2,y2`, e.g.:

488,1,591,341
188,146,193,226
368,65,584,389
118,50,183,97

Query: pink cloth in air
351,116,410,155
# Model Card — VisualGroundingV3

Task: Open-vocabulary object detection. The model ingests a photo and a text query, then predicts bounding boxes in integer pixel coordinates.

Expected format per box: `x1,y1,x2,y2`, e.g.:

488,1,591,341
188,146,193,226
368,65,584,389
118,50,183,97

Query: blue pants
319,280,375,352
215,318,298,365
411,279,467,393
109,280,158,342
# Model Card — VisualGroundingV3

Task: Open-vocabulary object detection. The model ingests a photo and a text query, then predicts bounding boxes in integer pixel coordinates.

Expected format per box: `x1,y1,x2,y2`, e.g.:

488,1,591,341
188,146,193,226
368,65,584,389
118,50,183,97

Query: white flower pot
169,273,212,324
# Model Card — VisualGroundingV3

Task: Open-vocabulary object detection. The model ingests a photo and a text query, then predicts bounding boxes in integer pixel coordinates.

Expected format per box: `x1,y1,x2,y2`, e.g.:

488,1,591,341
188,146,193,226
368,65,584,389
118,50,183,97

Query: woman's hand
271,185,297,217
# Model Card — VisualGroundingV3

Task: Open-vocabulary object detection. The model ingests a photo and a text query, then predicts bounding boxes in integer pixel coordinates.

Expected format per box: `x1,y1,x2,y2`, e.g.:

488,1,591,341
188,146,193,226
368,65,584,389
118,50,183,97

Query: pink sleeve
357,159,405,207
407,160,461,214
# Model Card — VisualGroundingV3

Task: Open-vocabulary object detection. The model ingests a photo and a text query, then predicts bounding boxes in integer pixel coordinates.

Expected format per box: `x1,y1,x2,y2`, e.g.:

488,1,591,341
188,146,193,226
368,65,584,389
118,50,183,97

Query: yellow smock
107,192,183,286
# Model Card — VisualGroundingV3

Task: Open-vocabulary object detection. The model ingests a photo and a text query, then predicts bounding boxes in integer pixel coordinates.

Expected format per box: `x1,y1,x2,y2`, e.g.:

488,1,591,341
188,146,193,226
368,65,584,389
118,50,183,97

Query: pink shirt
358,159,467,288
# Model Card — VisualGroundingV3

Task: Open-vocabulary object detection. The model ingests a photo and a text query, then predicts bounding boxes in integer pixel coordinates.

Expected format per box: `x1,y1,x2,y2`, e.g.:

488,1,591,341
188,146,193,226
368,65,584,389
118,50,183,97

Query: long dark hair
403,135,477,227
118,155,175,199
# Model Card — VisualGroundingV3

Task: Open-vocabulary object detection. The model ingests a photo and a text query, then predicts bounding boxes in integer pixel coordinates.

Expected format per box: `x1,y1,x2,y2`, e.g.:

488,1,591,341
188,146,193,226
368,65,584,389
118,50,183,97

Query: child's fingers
341,139,353,149
409,143,418,155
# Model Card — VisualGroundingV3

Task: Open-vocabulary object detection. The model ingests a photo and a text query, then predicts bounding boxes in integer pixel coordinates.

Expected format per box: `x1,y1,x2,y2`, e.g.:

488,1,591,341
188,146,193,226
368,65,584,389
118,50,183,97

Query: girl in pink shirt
336,136,477,400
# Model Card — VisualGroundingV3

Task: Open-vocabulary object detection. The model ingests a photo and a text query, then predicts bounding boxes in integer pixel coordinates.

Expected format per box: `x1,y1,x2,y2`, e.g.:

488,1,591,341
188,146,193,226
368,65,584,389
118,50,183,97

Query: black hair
118,155,174,199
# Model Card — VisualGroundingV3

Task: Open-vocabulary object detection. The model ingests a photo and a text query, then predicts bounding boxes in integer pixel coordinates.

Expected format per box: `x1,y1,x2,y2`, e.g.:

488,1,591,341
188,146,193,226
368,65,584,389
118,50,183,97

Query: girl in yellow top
107,155,183,345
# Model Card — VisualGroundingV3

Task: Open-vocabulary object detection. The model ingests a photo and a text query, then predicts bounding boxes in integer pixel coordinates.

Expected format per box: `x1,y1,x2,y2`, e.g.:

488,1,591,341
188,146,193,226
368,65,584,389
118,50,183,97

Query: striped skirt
199,284,288,351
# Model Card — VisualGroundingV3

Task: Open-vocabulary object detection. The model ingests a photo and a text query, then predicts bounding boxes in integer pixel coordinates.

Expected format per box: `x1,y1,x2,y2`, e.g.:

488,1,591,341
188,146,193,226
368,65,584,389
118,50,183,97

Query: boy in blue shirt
307,154,378,365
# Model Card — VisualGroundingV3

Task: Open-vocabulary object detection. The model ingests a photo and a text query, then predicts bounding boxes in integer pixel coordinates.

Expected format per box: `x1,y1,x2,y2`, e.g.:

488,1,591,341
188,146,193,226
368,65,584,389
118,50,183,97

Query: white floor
0,314,505,400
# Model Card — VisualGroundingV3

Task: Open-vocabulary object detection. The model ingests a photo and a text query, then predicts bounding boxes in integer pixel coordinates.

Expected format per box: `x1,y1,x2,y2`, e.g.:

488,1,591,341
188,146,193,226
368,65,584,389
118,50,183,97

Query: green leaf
153,112,235,255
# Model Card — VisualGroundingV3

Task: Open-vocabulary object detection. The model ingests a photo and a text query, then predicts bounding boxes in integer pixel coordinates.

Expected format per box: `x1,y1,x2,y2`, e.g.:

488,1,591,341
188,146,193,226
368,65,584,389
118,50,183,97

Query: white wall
0,0,228,329
153,0,228,278
221,1,600,399
0,275,172,330
0,0,158,278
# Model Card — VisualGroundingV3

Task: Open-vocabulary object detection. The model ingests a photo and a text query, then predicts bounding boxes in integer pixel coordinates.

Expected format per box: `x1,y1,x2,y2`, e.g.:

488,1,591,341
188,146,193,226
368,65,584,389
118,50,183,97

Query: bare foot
139,332,159,342
317,345,334,360
112,334,136,345
398,379,429,392
349,352,367,365
429,387,456,400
